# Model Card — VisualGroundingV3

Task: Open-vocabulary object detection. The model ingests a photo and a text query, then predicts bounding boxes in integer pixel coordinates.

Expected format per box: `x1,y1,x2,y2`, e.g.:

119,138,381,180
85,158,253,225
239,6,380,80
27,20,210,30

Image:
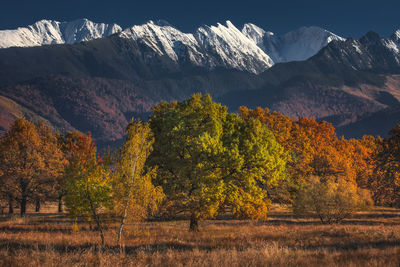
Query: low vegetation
0,204,400,266
1,93,400,265
293,176,373,223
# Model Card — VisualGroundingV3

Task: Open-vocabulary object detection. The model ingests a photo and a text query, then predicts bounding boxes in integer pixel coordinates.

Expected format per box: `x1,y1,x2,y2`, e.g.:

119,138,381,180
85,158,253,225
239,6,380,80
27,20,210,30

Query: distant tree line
0,94,399,245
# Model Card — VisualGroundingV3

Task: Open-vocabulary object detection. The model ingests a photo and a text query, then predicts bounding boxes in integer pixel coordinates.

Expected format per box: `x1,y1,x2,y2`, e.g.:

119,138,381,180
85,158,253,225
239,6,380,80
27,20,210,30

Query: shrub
293,176,373,223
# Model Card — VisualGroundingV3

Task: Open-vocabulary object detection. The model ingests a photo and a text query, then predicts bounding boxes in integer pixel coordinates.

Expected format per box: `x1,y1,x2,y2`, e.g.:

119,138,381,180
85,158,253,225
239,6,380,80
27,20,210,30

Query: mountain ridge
0,18,122,48
0,19,345,74
0,21,400,145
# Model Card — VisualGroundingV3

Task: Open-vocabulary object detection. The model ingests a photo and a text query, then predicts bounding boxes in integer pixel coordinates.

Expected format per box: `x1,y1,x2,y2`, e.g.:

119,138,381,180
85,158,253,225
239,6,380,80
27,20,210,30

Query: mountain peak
146,19,173,27
359,31,381,44
391,29,400,41
0,18,121,48
225,20,236,28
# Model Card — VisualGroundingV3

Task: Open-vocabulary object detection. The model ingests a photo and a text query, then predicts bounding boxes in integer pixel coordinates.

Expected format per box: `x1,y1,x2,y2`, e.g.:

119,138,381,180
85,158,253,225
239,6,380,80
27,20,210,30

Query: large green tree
149,94,286,231
223,114,287,219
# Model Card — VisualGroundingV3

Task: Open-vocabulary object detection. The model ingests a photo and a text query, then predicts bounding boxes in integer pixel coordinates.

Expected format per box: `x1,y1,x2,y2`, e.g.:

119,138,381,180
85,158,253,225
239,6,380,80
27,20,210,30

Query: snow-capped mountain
1,23,400,143
315,30,400,72
385,30,400,57
0,19,344,73
242,23,345,63
0,19,122,48
119,20,345,73
120,20,273,74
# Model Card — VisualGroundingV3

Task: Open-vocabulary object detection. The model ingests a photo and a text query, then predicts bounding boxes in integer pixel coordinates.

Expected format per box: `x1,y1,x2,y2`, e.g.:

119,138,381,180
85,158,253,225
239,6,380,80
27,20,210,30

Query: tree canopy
149,94,287,230
0,118,64,216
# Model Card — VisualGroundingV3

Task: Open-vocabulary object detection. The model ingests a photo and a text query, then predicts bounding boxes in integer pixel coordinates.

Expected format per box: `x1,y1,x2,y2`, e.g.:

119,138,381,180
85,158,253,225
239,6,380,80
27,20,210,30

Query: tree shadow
2,238,400,255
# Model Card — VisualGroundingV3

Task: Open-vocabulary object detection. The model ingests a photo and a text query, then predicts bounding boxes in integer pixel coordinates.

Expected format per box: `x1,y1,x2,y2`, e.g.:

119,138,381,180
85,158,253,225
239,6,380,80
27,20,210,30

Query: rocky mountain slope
0,19,343,74
0,20,399,144
242,23,344,63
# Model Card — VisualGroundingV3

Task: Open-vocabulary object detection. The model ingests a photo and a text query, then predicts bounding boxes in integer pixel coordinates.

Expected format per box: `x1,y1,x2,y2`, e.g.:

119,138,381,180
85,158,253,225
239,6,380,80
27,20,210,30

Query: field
1,204,400,266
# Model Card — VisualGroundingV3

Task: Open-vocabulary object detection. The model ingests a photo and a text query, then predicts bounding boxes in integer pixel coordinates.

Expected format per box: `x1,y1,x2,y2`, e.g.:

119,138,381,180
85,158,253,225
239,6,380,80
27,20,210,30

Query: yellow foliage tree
112,119,164,244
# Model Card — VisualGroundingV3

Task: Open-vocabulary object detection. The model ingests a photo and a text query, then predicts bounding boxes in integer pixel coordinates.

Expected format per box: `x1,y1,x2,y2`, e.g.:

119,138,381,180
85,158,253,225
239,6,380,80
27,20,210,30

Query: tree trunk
93,210,105,246
118,214,126,244
189,214,199,232
35,200,41,212
87,184,105,246
58,195,63,213
8,196,13,214
20,195,27,216
118,146,140,244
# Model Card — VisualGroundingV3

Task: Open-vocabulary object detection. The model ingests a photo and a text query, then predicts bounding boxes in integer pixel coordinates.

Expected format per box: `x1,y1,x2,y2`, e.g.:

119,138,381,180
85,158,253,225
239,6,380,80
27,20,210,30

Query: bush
293,176,373,223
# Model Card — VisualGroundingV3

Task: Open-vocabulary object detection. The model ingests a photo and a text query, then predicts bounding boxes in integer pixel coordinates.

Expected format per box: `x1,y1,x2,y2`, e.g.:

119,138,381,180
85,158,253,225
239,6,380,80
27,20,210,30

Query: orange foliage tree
0,118,64,216
239,107,377,202
372,125,400,206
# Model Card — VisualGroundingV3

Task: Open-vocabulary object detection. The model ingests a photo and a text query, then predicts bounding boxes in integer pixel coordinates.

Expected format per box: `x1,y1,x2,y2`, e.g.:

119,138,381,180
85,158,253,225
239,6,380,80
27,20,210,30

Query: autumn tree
57,131,95,213
373,124,400,206
222,114,287,219
64,133,112,246
239,107,376,203
293,176,373,223
149,94,286,231
112,119,163,244
0,118,64,216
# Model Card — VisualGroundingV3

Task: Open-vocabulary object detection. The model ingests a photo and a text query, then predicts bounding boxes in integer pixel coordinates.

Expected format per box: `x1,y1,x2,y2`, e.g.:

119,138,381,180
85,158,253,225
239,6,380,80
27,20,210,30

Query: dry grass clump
0,204,400,266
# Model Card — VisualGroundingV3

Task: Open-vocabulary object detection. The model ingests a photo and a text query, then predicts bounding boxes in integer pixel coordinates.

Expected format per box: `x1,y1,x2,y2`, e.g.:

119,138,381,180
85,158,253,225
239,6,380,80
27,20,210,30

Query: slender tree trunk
87,185,105,246
35,200,40,212
58,195,63,213
92,208,105,246
118,145,140,244
118,207,128,244
189,213,199,232
8,196,13,214
20,195,27,216
118,168,138,244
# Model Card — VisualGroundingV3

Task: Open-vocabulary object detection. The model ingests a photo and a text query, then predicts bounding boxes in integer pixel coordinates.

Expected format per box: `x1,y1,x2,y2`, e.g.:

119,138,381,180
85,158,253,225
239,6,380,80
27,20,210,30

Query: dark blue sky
1,0,399,38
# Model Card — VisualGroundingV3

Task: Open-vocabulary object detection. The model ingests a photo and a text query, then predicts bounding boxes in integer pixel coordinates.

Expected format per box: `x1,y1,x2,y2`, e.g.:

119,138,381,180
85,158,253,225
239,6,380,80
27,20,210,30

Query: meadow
1,204,400,267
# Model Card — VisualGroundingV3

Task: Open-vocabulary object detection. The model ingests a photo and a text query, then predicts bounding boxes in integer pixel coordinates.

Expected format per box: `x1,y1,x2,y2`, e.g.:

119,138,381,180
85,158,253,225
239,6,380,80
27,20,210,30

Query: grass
1,204,400,266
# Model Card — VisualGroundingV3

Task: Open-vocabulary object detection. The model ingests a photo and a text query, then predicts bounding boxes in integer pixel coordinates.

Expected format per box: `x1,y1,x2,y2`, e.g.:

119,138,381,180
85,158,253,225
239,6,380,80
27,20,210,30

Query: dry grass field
1,204,400,266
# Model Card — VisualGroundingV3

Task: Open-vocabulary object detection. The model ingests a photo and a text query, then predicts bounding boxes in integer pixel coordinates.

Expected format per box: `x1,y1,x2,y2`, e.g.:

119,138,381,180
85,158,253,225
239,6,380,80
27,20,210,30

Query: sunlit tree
112,119,164,244
149,94,287,231
0,118,64,216
63,133,111,246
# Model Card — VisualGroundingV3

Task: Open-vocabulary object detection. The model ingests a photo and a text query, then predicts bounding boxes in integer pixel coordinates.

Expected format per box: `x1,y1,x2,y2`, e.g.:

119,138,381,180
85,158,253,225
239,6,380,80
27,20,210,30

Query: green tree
57,131,93,213
149,94,227,231
0,118,64,216
112,119,164,244
293,176,373,223
223,114,287,219
149,94,287,230
64,133,112,246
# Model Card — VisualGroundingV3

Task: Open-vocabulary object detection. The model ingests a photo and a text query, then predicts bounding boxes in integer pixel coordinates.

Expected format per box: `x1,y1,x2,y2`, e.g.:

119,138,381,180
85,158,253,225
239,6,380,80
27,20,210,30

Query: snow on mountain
119,20,205,64
242,24,344,63
0,19,122,48
60,19,122,43
385,29,400,56
194,21,274,73
120,20,273,74
0,18,349,73
314,30,400,71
